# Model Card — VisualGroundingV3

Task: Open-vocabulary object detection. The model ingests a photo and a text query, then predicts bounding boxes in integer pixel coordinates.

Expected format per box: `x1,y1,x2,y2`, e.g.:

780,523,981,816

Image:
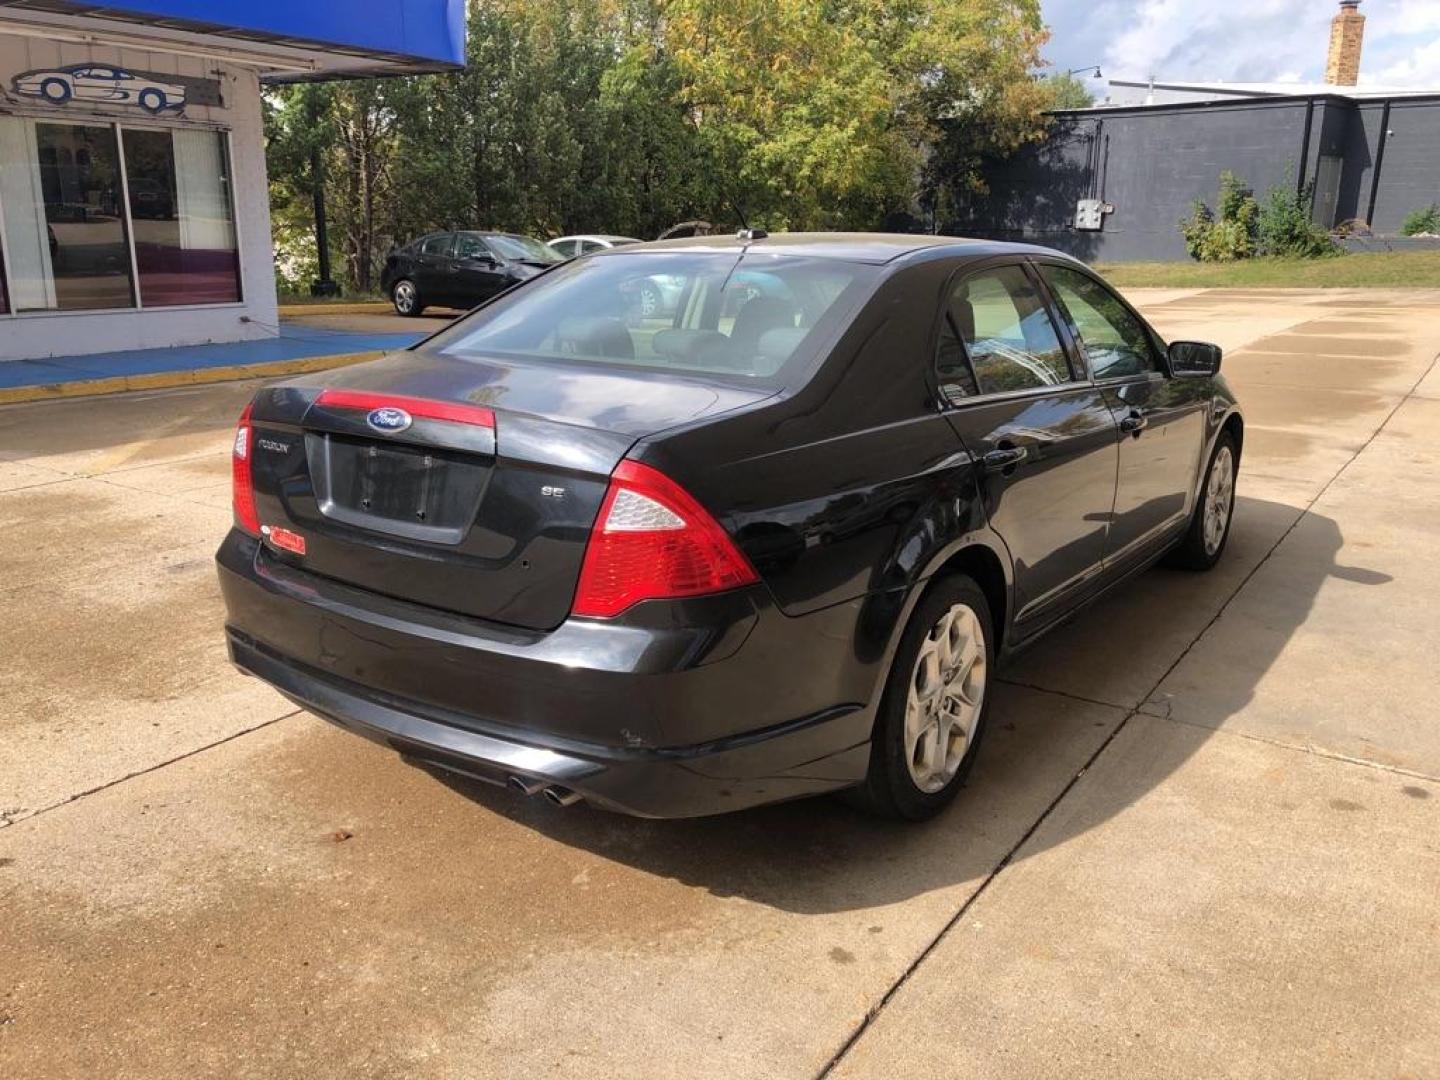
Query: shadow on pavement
425,495,1390,914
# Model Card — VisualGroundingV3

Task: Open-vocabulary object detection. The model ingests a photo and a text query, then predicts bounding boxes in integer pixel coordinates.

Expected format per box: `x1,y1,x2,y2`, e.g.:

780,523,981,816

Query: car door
1035,262,1207,569
70,67,112,102
450,233,510,306
414,233,456,304
937,261,1122,636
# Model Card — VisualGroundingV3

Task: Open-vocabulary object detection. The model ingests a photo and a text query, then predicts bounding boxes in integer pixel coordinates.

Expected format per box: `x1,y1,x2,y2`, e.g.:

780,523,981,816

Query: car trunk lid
244,349,771,631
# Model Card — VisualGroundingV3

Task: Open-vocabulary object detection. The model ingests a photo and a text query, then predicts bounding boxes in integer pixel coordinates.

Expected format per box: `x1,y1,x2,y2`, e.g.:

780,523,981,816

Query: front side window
123,127,240,306
453,233,489,260
1040,265,1157,379
429,252,874,385
938,265,1073,397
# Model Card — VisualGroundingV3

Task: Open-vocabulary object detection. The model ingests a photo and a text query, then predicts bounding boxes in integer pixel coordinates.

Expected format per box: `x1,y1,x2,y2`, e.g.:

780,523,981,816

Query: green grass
1098,250,1440,289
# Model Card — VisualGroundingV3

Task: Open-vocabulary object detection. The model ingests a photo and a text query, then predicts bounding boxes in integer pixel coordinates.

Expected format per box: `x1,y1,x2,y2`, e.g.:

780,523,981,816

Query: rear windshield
428,252,876,385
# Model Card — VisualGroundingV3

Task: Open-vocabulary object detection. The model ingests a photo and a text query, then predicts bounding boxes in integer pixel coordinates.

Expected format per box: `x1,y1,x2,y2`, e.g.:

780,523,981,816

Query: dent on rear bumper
217,531,878,816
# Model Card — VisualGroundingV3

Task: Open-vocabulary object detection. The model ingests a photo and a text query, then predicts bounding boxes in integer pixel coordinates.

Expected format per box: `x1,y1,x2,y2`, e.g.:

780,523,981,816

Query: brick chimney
1326,0,1365,86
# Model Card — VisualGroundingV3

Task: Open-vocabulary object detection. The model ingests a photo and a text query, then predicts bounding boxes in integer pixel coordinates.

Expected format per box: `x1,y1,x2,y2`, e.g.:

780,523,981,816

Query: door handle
1119,410,1148,435
982,445,1027,472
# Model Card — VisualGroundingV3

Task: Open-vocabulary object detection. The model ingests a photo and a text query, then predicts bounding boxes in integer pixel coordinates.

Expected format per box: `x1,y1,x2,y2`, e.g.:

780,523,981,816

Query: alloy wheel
1203,445,1234,556
904,602,986,794
394,281,416,315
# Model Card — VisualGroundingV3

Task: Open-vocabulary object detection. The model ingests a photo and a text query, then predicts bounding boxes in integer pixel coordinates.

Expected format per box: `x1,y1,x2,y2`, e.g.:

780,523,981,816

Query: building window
0,117,240,314
123,128,241,306
37,122,134,310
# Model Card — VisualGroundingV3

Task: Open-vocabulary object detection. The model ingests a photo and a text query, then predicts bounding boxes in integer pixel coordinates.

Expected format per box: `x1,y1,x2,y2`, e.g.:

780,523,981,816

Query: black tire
1167,430,1238,571
848,574,995,821
391,279,425,317
139,88,166,113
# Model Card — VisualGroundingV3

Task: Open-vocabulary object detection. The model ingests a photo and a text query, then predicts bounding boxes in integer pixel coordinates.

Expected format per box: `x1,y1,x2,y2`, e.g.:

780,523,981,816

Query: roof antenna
725,186,749,231
722,187,767,240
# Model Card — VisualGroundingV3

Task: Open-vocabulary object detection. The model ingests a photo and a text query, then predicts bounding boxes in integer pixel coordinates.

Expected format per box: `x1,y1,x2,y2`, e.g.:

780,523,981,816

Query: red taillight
572,460,758,618
232,401,259,536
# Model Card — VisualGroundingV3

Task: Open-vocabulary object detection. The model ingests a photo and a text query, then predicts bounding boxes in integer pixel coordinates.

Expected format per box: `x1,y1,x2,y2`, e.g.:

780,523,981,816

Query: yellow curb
0,351,384,406
277,302,390,317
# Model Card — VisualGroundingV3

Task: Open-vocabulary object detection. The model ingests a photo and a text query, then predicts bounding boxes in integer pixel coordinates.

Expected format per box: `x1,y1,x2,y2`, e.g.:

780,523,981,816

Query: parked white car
547,234,642,258
547,235,686,318
11,64,187,113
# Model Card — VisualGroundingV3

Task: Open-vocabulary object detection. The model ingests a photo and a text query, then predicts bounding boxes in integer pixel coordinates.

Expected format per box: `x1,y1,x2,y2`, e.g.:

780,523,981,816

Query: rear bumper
217,531,877,817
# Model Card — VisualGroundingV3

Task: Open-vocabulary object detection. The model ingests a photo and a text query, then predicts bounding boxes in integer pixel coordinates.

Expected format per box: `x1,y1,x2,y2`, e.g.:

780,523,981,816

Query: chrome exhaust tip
543,786,583,807
508,775,545,796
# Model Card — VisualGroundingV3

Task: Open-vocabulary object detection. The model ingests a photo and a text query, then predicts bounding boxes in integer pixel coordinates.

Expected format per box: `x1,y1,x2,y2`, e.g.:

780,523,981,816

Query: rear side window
1040,265,1158,379
428,252,876,386
420,234,453,257
938,265,1073,397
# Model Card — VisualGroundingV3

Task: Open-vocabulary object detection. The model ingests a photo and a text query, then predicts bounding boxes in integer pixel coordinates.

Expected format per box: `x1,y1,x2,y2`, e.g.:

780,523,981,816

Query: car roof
455,231,531,239
551,235,641,244
592,231,1067,266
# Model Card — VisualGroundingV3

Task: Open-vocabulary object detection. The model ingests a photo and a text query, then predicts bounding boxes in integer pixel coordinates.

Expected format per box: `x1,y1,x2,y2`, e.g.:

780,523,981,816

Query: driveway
1,288,1437,1079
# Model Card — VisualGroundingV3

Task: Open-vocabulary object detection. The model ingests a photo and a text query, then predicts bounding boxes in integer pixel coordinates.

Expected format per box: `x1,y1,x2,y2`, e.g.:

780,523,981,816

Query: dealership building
0,1,463,363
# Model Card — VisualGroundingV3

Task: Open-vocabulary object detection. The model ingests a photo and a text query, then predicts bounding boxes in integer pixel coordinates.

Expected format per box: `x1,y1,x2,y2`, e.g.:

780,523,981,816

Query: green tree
1181,171,1259,262
267,0,1057,292
1400,204,1440,237
264,83,336,292
1041,72,1097,110
1257,182,1337,258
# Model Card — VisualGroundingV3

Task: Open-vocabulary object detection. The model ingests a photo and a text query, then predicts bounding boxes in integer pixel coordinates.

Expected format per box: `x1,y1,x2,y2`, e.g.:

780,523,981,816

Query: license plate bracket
307,433,491,545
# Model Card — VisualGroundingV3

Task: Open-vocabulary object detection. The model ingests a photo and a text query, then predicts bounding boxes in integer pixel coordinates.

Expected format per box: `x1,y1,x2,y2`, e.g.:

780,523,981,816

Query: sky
1042,0,1440,89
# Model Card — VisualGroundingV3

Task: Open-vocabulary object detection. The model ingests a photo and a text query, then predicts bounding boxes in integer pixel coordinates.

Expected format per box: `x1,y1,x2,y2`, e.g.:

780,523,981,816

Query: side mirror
1168,340,1222,377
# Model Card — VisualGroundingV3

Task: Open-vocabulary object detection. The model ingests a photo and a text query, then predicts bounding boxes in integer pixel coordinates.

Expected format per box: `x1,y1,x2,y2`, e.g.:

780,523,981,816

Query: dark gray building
951,92,1440,263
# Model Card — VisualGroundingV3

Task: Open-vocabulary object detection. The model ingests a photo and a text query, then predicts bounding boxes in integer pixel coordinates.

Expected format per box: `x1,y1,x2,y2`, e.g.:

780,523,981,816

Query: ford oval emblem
366,406,412,434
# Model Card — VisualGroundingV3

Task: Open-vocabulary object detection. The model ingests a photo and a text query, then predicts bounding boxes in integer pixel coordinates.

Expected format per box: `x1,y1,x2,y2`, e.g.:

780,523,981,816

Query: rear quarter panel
635,258,1009,679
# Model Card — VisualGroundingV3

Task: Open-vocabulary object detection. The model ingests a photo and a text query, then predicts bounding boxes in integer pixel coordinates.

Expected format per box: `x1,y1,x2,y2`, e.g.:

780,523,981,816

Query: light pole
1067,65,1103,79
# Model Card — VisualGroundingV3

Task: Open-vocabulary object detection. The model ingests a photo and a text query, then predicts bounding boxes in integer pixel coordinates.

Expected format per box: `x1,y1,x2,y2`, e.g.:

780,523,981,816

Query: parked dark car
379,230,562,316
219,234,1241,820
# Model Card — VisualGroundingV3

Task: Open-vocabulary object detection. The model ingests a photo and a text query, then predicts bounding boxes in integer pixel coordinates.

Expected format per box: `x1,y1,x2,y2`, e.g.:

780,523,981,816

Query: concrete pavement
1,288,1437,1078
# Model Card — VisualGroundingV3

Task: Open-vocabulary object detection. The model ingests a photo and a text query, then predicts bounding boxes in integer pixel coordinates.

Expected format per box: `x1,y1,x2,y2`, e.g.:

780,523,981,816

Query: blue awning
0,1,466,76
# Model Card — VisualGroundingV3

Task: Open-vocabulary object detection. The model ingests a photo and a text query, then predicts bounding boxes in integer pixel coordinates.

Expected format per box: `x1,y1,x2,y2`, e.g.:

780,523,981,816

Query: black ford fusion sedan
380,230,562,316
218,233,1241,820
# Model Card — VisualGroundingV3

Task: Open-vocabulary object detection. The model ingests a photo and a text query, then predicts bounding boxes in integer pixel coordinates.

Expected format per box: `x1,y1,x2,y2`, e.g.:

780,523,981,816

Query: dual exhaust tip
508,775,582,807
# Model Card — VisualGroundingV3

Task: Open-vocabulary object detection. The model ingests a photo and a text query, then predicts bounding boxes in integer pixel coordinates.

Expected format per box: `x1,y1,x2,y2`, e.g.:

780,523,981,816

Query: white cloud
1367,36,1440,85
1043,0,1440,88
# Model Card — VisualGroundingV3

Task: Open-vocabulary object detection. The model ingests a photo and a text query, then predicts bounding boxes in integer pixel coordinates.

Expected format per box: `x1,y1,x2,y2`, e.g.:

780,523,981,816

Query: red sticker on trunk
264,525,307,556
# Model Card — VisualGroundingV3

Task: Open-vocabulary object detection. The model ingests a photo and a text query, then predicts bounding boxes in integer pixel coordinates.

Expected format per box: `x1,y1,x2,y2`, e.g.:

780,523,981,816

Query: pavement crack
818,344,1440,1077
994,677,1129,712
1155,714,1440,784
815,698,1148,1079
0,475,84,495
0,709,302,829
